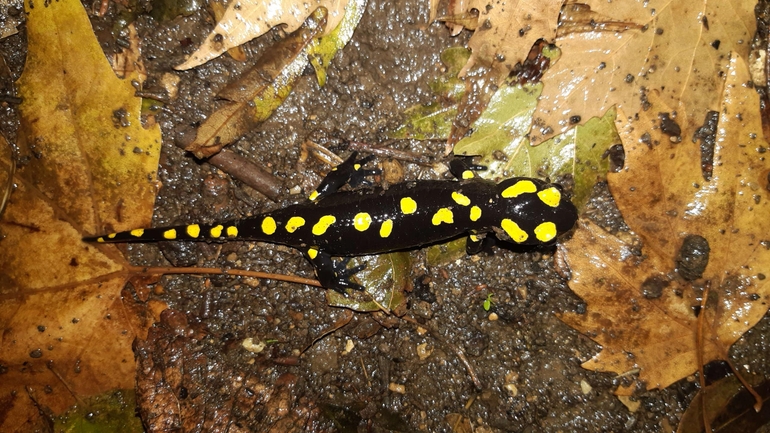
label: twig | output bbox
[400,315,483,389]
[301,309,354,354]
[125,265,322,287]
[0,133,16,220]
[347,141,434,166]
[207,149,284,201]
[696,281,710,432]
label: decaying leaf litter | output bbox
[0,0,769,431]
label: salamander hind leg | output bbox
[305,248,366,293]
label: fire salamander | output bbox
[84,153,578,293]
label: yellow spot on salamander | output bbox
[534,222,557,242]
[307,248,319,259]
[309,190,320,201]
[501,219,528,243]
[130,229,144,237]
[353,212,372,231]
[469,234,479,242]
[262,216,277,235]
[462,170,474,179]
[537,187,562,208]
[107,233,116,239]
[354,163,361,170]
[451,191,471,206]
[400,197,417,214]
[501,180,537,198]
[432,208,454,225]
[470,205,482,222]
[96,237,105,242]
[312,215,336,236]
[286,216,306,233]
[379,219,393,238]
[210,225,223,238]
[163,229,177,240]
[227,226,238,237]
[186,224,200,238]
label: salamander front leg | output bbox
[449,156,487,180]
[308,152,380,201]
[305,248,366,293]
[466,232,495,255]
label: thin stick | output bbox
[696,281,710,432]
[126,265,322,287]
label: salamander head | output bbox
[494,178,578,245]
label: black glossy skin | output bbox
[84,155,578,292]
[240,178,576,255]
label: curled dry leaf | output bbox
[0,0,163,428]
[185,0,366,158]
[176,0,350,70]
[560,55,770,393]
[533,0,756,144]
[185,8,327,158]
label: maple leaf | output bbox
[560,55,770,393]
[533,0,756,144]
[0,0,163,428]
[176,0,351,70]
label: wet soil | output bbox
[2,0,769,431]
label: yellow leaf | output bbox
[0,0,163,427]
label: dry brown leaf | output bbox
[533,0,755,144]
[184,8,326,158]
[437,0,561,151]
[0,0,163,428]
[443,0,562,79]
[110,24,147,81]
[560,55,770,392]
[176,0,349,70]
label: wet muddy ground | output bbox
[2,0,769,431]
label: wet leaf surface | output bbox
[678,374,770,433]
[442,0,561,80]
[185,8,327,158]
[534,0,756,144]
[561,56,770,392]
[326,252,411,313]
[177,0,352,69]
[53,389,143,433]
[0,0,162,428]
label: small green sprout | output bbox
[483,293,494,311]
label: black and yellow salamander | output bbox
[84,153,578,293]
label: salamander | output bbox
[84,153,579,292]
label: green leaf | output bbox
[55,390,142,433]
[455,80,618,208]
[389,47,469,140]
[453,82,542,176]
[390,102,458,140]
[426,237,467,267]
[326,252,410,312]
